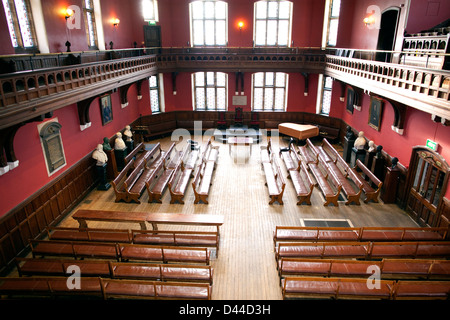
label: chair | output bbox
[234,107,243,127]
[249,111,260,130]
[217,111,227,130]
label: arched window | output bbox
[192,72,227,111]
[190,0,227,46]
[252,72,288,111]
[254,0,293,47]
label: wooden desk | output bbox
[72,209,225,233]
[278,123,319,140]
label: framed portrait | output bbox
[100,94,113,126]
[346,87,354,114]
[368,97,383,131]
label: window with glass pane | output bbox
[149,75,160,113]
[143,0,158,22]
[252,72,288,111]
[83,0,98,49]
[190,1,227,46]
[193,72,227,111]
[321,76,333,115]
[254,1,292,47]
[2,0,38,52]
[327,0,341,46]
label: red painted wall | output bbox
[0,82,150,217]
[406,0,450,34]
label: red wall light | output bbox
[237,21,244,30]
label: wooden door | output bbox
[405,147,449,227]
[144,25,161,48]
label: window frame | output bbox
[82,0,98,50]
[192,71,228,111]
[149,74,161,113]
[2,0,39,53]
[251,72,288,112]
[189,0,228,47]
[142,0,159,22]
[253,0,293,47]
[326,0,341,47]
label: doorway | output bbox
[375,8,400,63]
[144,25,161,48]
[405,146,449,227]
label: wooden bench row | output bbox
[273,226,449,245]
[261,146,286,205]
[280,144,314,205]
[29,239,211,265]
[275,241,450,261]
[47,227,220,254]
[277,257,450,281]
[168,140,200,204]
[281,276,450,300]
[15,257,214,284]
[0,276,212,300]
[111,142,175,203]
[191,139,219,204]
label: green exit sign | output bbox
[426,139,438,151]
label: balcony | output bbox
[0,46,449,132]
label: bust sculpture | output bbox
[368,141,376,153]
[114,132,126,150]
[102,137,112,151]
[92,144,108,166]
[345,126,356,140]
[123,125,133,142]
[391,157,399,169]
[354,131,366,150]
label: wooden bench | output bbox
[315,138,335,163]
[15,258,214,284]
[297,144,318,164]
[202,138,219,164]
[289,161,314,205]
[352,159,383,203]
[111,158,136,203]
[71,210,225,234]
[279,143,301,172]
[124,142,150,168]
[275,241,450,261]
[260,138,272,164]
[281,276,395,300]
[308,160,342,207]
[168,161,193,204]
[0,277,212,300]
[192,157,215,204]
[277,257,450,281]
[132,229,219,254]
[47,227,133,243]
[391,280,450,300]
[262,153,286,205]
[323,160,362,205]
[147,143,180,203]
[273,226,449,245]
[118,243,210,265]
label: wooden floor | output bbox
[54,133,418,300]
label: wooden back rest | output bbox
[336,154,350,173]
[124,159,146,190]
[300,161,314,188]
[322,138,338,159]
[273,156,286,189]
[356,159,382,187]
[124,142,144,164]
[168,162,182,189]
[347,165,364,189]
[306,138,319,158]
[323,161,341,189]
[113,158,135,189]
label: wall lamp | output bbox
[238,21,244,30]
[112,18,120,27]
[363,15,375,26]
[64,8,74,20]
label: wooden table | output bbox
[278,123,319,140]
[72,209,225,233]
[227,137,253,156]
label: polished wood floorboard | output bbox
[56,134,418,300]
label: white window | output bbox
[190,0,227,46]
[320,76,333,115]
[143,0,158,22]
[149,75,161,113]
[252,72,288,111]
[193,72,227,111]
[2,0,38,52]
[83,0,98,49]
[254,0,292,47]
[326,0,341,47]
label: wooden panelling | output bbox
[0,154,97,275]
